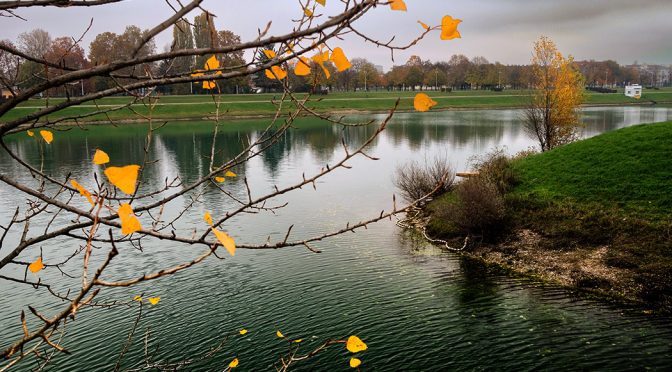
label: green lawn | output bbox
[3,88,671,124]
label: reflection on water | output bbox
[1,106,672,370]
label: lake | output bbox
[1,105,672,370]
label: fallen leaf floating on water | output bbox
[212,227,236,256]
[239,329,248,335]
[104,165,140,195]
[413,93,438,112]
[39,130,53,144]
[229,358,239,368]
[441,15,462,40]
[215,176,225,183]
[418,20,430,30]
[27,130,34,137]
[148,297,160,305]
[276,330,284,338]
[70,179,94,206]
[350,358,362,368]
[204,212,213,226]
[225,170,237,177]
[294,57,312,76]
[389,0,407,11]
[93,149,110,165]
[28,257,45,273]
[330,47,352,72]
[346,335,368,353]
[118,203,142,235]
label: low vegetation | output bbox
[394,155,455,202]
[425,121,672,310]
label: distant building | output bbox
[625,84,642,99]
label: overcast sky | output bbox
[2,0,671,69]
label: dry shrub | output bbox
[394,156,455,203]
[470,148,517,195]
[445,177,506,240]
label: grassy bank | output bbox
[2,88,672,123]
[426,121,672,311]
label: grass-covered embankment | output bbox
[427,121,672,310]
[2,88,671,124]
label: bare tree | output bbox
[0,0,450,369]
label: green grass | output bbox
[511,121,672,218]
[3,88,672,123]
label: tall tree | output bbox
[16,29,52,91]
[524,36,585,151]
[170,19,195,94]
[0,40,20,94]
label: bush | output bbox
[394,156,455,203]
[470,148,517,195]
[443,177,506,240]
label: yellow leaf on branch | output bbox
[418,20,430,30]
[27,130,34,137]
[104,165,140,195]
[93,149,110,165]
[276,330,284,338]
[414,93,438,112]
[330,47,351,72]
[118,203,142,235]
[228,358,239,368]
[346,335,368,353]
[441,15,462,40]
[70,179,94,206]
[28,257,45,273]
[212,227,236,256]
[215,176,225,183]
[389,0,407,11]
[39,130,53,144]
[265,66,287,80]
[225,170,237,177]
[304,7,313,17]
[294,57,312,76]
[315,0,325,5]
[204,212,213,226]
[263,50,277,59]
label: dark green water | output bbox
[1,106,672,371]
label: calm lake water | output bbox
[1,106,672,371]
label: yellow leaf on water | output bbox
[239,329,248,335]
[389,0,407,11]
[413,93,438,112]
[276,330,284,338]
[105,165,140,195]
[330,47,351,72]
[350,358,362,368]
[346,335,367,353]
[27,130,34,137]
[133,295,143,302]
[70,179,94,206]
[225,170,237,177]
[204,212,213,226]
[265,66,287,80]
[294,57,312,76]
[215,176,225,183]
[28,257,45,273]
[148,297,160,305]
[39,130,53,144]
[441,15,462,40]
[118,203,141,235]
[315,0,325,5]
[229,358,239,368]
[93,149,110,165]
[212,227,236,256]
[418,20,430,30]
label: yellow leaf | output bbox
[229,358,239,368]
[204,212,213,226]
[205,55,220,70]
[133,295,143,302]
[28,257,45,273]
[265,66,287,80]
[276,330,284,338]
[413,93,438,112]
[312,51,331,79]
[203,80,217,90]
[118,203,141,235]
[191,71,204,77]
[350,358,362,368]
[294,57,311,76]
[263,49,277,59]
[27,130,34,137]
[225,170,237,177]
[389,0,407,11]
[239,329,248,335]
[441,15,462,40]
[315,0,325,5]
[39,130,53,144]
[215,176,225,183]
[212,227,236,256]
[294,339,303,343]
[93,149,110,165]
[70,179,94,206]
[304,7,313,17]
[105,165,140,195]
[148,297,160,305]
[418,20,430,30]
[346,335,367,353]
[330,47,351,72]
